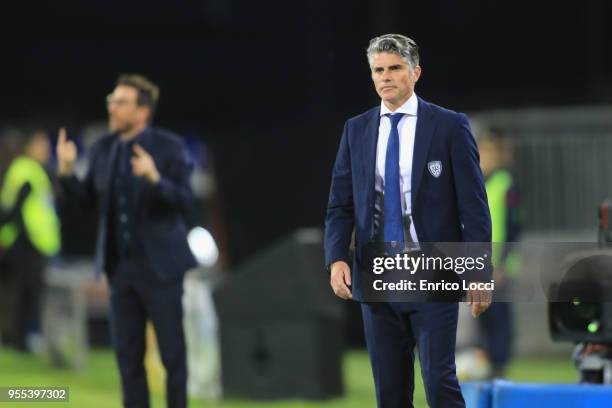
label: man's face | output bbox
[27,132,51,165]
[371,52,421,110]
[106,85,149,133]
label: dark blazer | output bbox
[324,96,492,300]
[60,127,196,282]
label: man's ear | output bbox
[139,105,152,123]
[413,65,422,82]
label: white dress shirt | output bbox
[375,92,419,243]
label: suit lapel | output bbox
[95,137,119,278]
[363,107,381,203]
[132,128,153,205]
[411,97,436,209]
[362,107,381,238]
[102,137,120,216]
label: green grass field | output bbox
[0,347,577,407]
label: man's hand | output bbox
[57,127,77,176]
[330,261,352,300]
[492,267,506,286]
[466,286,492,317]
[131,144,160,184]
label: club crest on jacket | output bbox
[428,161,442,178]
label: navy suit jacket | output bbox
[324,97,492,300]
[60,128,196,282]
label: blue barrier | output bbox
[492,380,612,408]
[461,381,492,408]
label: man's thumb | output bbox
[58,127,67,145]
[344,269,351,286]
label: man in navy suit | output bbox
[57,74,196,408]
[324,35,492,407]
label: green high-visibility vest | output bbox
[485,169,521,275]
[0,156,61,256]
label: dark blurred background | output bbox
[2,0,612,266]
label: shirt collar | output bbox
[118,126,150,145]
[380,92,418,117]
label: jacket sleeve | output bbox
[450,113,492,281]
[58,142,99,209]
[324,121,355,268]
[149,139,194,214]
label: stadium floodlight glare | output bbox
[187,226,219,267]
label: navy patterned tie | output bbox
[384,113,405,245]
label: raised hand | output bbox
[131,144,160,184]
[57,127,77,176]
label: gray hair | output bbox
[367,34,420,69]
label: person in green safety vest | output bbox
[0,129,60,352]
[475,129,522,378]
[0,180,32,341]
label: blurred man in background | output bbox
[476,130,521,378]
[57,74,196,408]
[0,129,61,353]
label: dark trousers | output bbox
[361,302,465,408]
[108,257,187,408]
[477,301,513,373]
[0,236,44,350]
